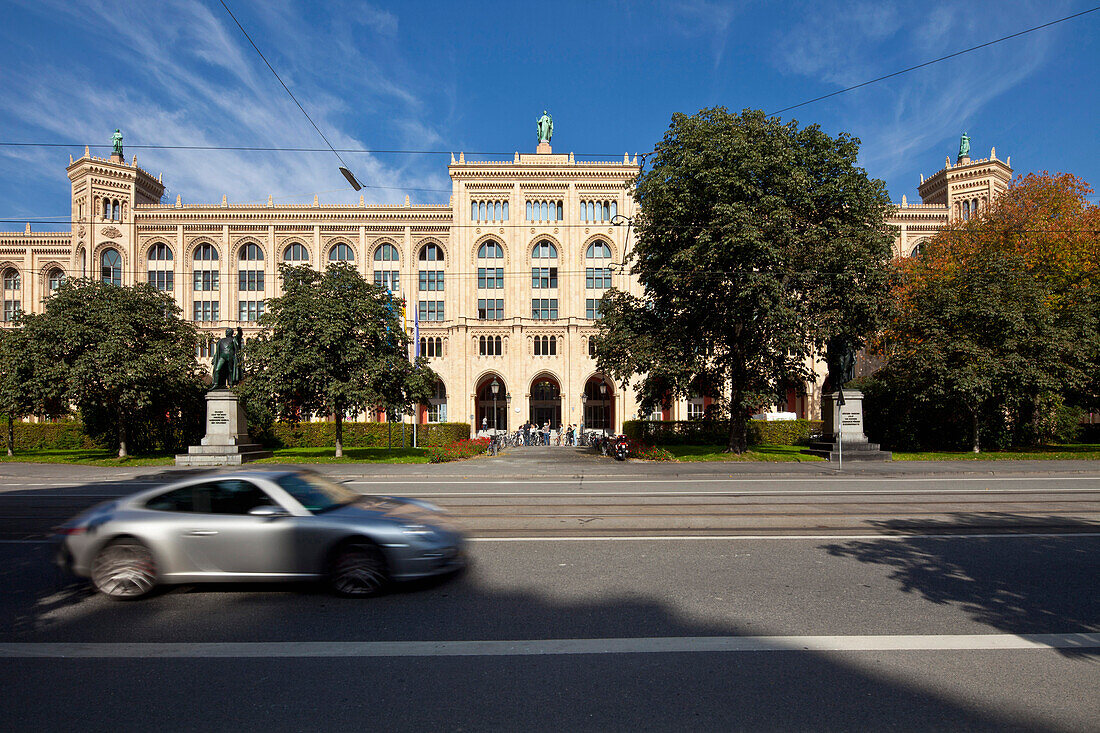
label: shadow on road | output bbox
[822,513,1100,657]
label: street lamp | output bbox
[599,381,609,431]
[581,392,588,432]
[505,392,511,432]
[490,378,500,433]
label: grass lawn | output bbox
[255,446,432,464]
[663,444,824,462]
[0,449,175,466]
[893,443,1100,461]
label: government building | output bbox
[0,128,1011,433]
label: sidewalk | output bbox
[0,446,1096,483]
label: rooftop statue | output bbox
[958,132,970,159]
[112,129,124,158]
[211,327,243,389]
[537,110,553,144]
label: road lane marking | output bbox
[1,633,1096,658]
[346,477,1100,485]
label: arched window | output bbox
[239,243,264,262]
[477,240,503,259]
[962,200,971,221]
[79,248,87,277]
[193,243,219,292]
[532,240,558,259]
[329,243,354,262]
[3,268,20,291]
[238,243,264,292]
[101,198,109,219]
[100,249,122,286]
[374,243,400,262]
[586,240,612,259]
[48,268,65,292]
[148,243,173,261]
[112,200,120,221]
[419,243,444,262]
[194,243,219,262]
[147,243,174,292]
[533,335,557,356]
[478,335,503,356]
[283,243,309,262]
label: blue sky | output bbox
[1,0,1097,229]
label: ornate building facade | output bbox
[0,132,1011,432]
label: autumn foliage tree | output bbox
[879,172,1099,451]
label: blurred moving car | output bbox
[55,469,464,600]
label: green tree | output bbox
[596,108,896,452]
[881,172,1099,451]
[242,263,437,457]
[22,279,204,457]
[0,327,67,456]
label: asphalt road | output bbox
[0,451,1097,731]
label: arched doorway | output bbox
[529,376,561,429]
[583,376,614,431]
[475,375,508,432]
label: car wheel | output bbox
[329,541,389,597]
[90,538,158,600]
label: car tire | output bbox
[328,541,389,597]
[90,537,158,600]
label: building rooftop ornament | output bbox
[111,129,124,162]
[537,110,554,144]
[957,132,971,163]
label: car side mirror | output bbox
[249,505,289,517]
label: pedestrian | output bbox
[542,422,550,446]
[481,416,488,434]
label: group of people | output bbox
[481,417,587,446]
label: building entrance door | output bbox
[529,378,561,429]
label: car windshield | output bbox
[274,472,360,513]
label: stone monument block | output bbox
[175,389,271,466]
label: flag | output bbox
[413,300,420,359]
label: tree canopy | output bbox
[241,263,437,457]
[22,279,204,457]
[595,107,896,451]
[877,172,1099,451]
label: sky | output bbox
[1,0,1098,231]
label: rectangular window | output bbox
[2,300,20,322]
[193,270,219,291]
[374,270,399,292]
[238,300,265,323]
[237,271,264,291]
[687,400,705,420]
[418,270,444,291]
[477,299,504,320]
[477,267,504,289]
[586,298,603,320]
[148,270,174,292]
[586,267,611,290]
[193,301,220,322]
[531,298,558,319]
[531,267,558,289]
[418,300,444,322]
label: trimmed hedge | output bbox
[622,419,823,447]
[8,421,96,450]
[258,421,471,449]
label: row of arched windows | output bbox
[533,335,558,356]
[526,200,564,222]
[99,197,123,222]
[419,336,443,358]
[471,200,508,222]
[478,335,503,356]
[580,200,618,223]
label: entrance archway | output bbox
[529,375,561,429]
[583,376,614,431]
[475,375,508,432]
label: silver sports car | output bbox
[55,469,464,599]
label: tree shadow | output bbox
[822,513,1100,657]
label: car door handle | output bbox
[184,529,218,536]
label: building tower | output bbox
[66,129,164,284]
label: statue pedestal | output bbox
[804,389,892,462]
[536,141,552,154]
[175,389,272,466]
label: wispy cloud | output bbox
[773,0,1071,190]
[667,0,741,69]
[0,0,449,208]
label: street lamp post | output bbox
[490,378,500,433]
[505,392,511,433]
[609,214,634,272]
[581,392,588,434]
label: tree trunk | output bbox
[334,409,344,459]
[725,370,748,454]
[970,408,980,453]
[6,415,13,457]
[118,416,128,459]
